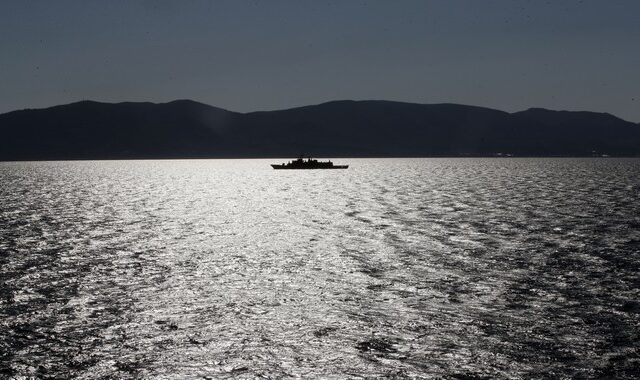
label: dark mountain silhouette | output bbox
[1,99,638,160]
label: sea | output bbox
[1,158,639,379]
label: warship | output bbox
[271,157,348,170]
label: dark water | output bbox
[1,158,639,379]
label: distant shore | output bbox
[1,99,639,161]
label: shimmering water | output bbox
[1,158,639,379]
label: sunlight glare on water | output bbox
[1,158,639,379]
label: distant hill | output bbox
[1,99,638,160]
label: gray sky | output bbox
[1,0,639,121]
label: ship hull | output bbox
[271,164,348,169]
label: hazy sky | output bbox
[1,0,639,121]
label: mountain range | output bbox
[1,99,639,160]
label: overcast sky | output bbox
[1,0,638,121]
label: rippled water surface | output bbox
[1,158,639,379]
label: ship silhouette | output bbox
[271,156,348,170]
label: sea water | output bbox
[1,158,639,378]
